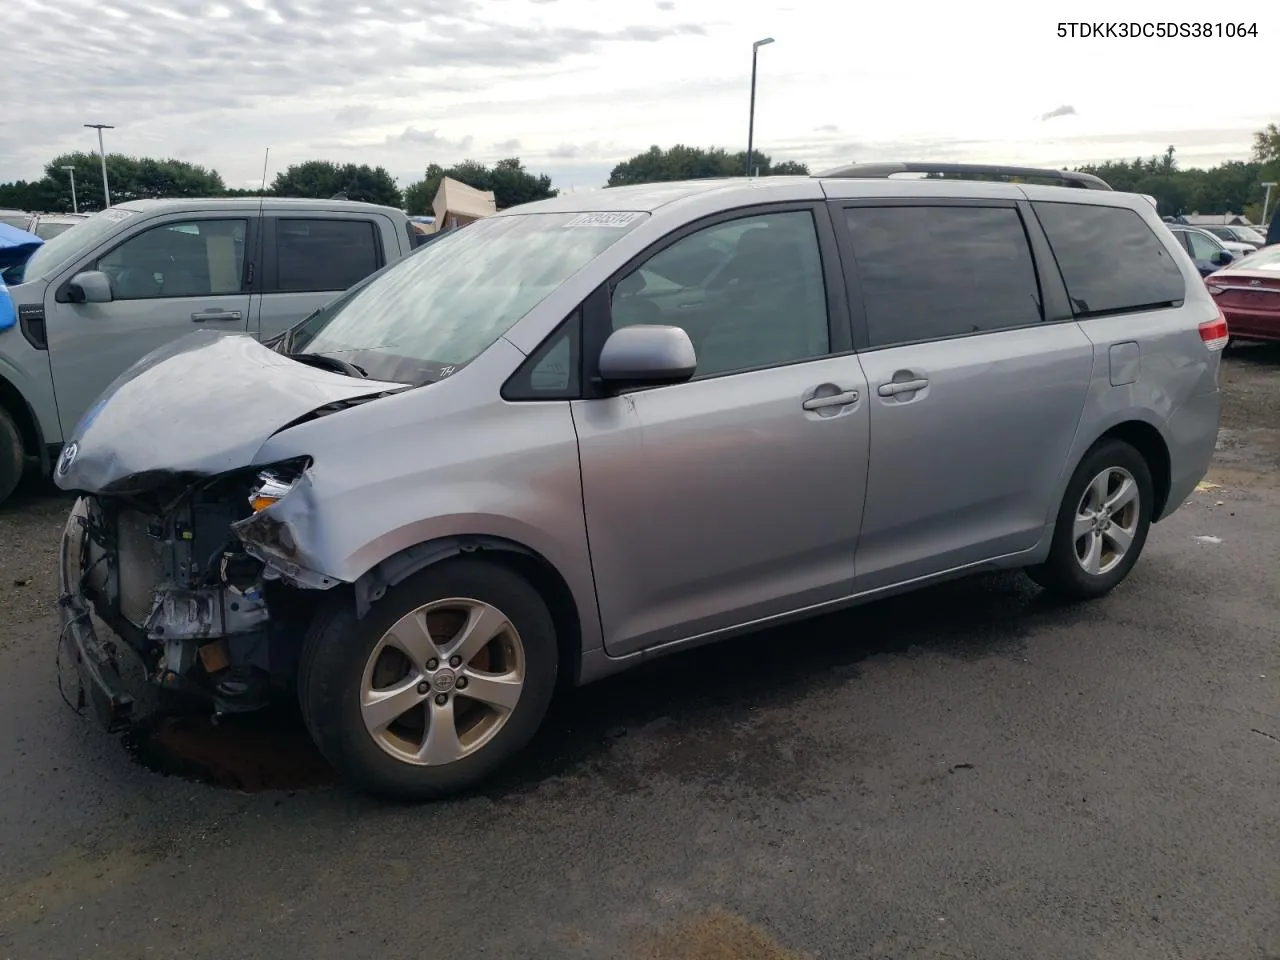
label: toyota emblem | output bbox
[57,442,79,475]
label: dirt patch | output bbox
[1221,341,1280,433]
[0,480,74,630]
[1212,344,1280,488]
[639,909,806,960]
[123,706,336,793]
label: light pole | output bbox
[61,165,78,214]
[1262,181,1277,228]
[746,37,774,177]
[84,123,114,208]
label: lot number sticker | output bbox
[563,212,641,228]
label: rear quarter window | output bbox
[1032,201,1185,317]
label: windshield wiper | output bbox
[271,307,325,355]
[286,352,368,379]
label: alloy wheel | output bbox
[1073,466,1141,577]
[359,597,526,766]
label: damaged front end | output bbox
[58,458,331,728]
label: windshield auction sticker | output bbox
[563,212,641,228]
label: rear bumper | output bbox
[1158,389,1222,521]
[57,497,136,731]
[1220,305,1280,342]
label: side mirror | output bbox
[67,270,113,304]
[1211,250,1234,266]
[598,325,696,391]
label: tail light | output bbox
[1199,307,1229,351]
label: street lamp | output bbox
[1262,181,1277,229]
[746,37,775,177]
[61,165,78,214]
[84,123,114,208]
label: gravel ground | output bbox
[0,346,1277,960]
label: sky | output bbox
[4,0,1277,193]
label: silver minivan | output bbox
[55,164,1225,800]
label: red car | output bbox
[1207,245,1280,343]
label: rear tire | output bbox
[0,407,25,506]
[298,558,558,801]
[1027,439,1153,601]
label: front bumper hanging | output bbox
[56,498,136,731]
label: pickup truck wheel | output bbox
[298,558,558,801]
[1027,438,1153,600]
[0,408,25,506]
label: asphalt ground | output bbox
[1,344,1277,960]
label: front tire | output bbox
[298,558,559,801]
[1027,438,1154,600]
[0,407,25,506]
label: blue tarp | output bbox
[0,223,41,332]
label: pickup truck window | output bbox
[96,219,248,300]
[276,218,380,293]
[14,206,136,284]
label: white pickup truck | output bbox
[0,196,422,503]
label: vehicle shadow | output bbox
[0,469,73,516]
[122,569,1093,799]
[1225,340,1280,365]
[481,570,1094,801]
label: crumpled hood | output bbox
[54,330,409,494]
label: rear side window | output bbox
[1032,202,1185,317]
[843,205,1043,348]
[275,218,381,293]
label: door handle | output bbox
[802,390,859,411]
[877,378,929,397]
[191,310,242,322]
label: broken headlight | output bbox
[247,459,310,513]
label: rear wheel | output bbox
[1027,439,1153,600]
[298,558,558,800]
[0,407,25,506]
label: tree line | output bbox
[1074,124,1280,222]
[2,127,1276,221]
[0,145,806,216]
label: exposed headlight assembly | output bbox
[247,458,311,513]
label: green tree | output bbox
[607,145,808,186]
[271,161,403,207]
[401,158,556,215]
[1076,144,1270,218]
[1252,123,1280,165]
[0,153,227,213]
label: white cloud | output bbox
[4,0,1276,192]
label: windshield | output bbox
[16,207,137,284]
[289,210,646,384]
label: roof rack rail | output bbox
[814,162,1112,191]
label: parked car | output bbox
[1166,224,1240,276]
[1206,243,1280,343]
[54,162,1224,800]
[0,222,43,276]
[28,212,89,240]
[1196,223,1266,252]
[0,196,420,504]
